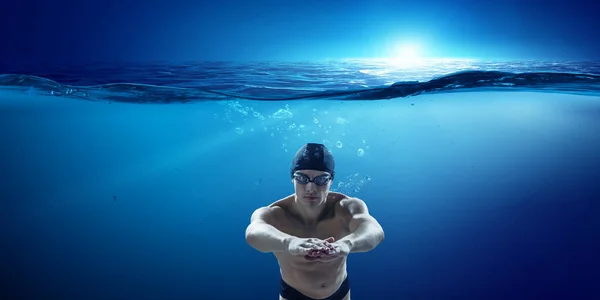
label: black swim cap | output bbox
[290,143,335,179]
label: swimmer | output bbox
[245,143,385,300]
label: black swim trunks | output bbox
[280,276,350,300]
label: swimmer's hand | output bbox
[287,237,337,257]
[304,237,350,262]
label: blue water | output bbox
[1,59,599,300]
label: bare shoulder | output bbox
[326,191,350,203]
[268,194,295,210]
[324,192,367,219]
[337,195,370,215]
[250,195,294,224]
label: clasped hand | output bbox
[287,237,350,262]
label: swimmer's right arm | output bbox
[245,206,294,253]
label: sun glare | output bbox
[390,44,422,67]
[398,45,418,59]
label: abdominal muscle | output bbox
[276,252,348,299]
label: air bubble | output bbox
[357,149,365,157]
[336,141,343,148]
[273,108,293,119]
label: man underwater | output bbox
[245,143,385,300]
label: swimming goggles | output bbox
[293,172,332,186]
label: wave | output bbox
[1,63,600,103]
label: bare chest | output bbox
[277,217,350,241]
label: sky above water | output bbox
[1,0,599,65]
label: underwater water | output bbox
[1,60,600,300]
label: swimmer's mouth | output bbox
[305,196,318,200]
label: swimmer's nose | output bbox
[304,183,317,191]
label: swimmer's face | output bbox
[292,169,332,205]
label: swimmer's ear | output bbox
[325,237,335,243]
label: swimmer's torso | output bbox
[271,194,351,299]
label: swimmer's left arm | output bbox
[337,197,385,253]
